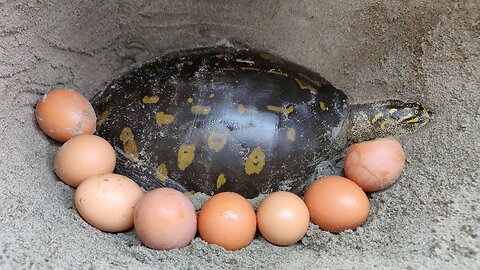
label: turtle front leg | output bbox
[314,155,344,179]
[290,155,344,196]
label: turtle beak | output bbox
[419,106,434,125]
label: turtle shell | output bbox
[92,47,349,198]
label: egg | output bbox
[198,192,256,250]
[54,134,116,187]
[74,173,144,232]
[35,88,96,142]
[133,188,197,250]
[344,137,405,192]
[304,176,370,233]
[256,191,310,246]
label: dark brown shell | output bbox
[92,47,349,198]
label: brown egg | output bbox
[74,173,144,232]
[35,88,96,142]
[304,176,370,233]
[198,192,256,250]
[133,188,197,250]
[257,191,310,246]
[344,137,405,192]
[54,134,116,187]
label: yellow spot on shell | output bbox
[238,104,246,114]
[287,128,296,141]
[298,73,322,87]
[267,105,282,113]
[96,110,110,129]
[267,69,289,77]
[120,127,140,160]
[178,144,195,171]
[245,147,266,175]
[371,112,384,124]
[142,96,160,104]
[98,95,111,104]
[294,78,318,94]
[260,53,272,60]
[191,105,211,115]
[238,104,258,114]
[216,174,227,190]
[156,112,175,125]
[157,164,168,182]
[284,106,294,116]
[209,93,215,98]
[260,53,283,63]
[389,108,398,114]
[208,131,228,152]
[187,97,193,103]
[267,105,294,117]
[319,102,328,111]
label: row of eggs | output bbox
[35,88,405,250]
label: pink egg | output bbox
[35,88,96,142]
[74,174,143,233]
[343,137,405,192]
[133,188,197,250]
[198,192,256,251]
[257,191,309,246]
[304,176,370,233]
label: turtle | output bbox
[91,46,433,199]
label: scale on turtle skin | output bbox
[92,47,433,198]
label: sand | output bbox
[0,1,478,269]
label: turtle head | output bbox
[371,100,433,132]
[349,99,433,142]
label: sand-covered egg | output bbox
[304,176,370,233]
[344,137,405,192]
[35,88,96,142]
[74,173,144,232]
[133,188,197,250]
[256,191,309,246]
[198,192,256,250]
[54,134,116,187]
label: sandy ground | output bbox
[0,1,479,269]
